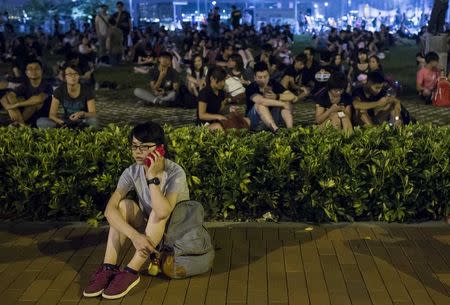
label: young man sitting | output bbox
[197,66,249,131]
[315,72,353,132]
[353,71,403,127]
[83,121,190,299]
[0,59,52,126]
[134,52,179,106]
[280,53,310,102]
[245,61,295,132]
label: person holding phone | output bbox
[315,72,353,132]
[83,121,190,299]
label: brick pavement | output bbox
[94,89,450,128]
[0,222,449,305]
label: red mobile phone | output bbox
[144,145,166,167]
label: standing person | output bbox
[428,0,449,34]
[207,7,220,45]
[230,5,242,29]
[112,1,131,48]
[82,121,190,299]
[106,18,124,66]
[95,4,110,64]
[0,59,52,126]
[37,64,98,129]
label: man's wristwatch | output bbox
[147,177,160,186]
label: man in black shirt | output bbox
[230,5,242,29]
[245,61,294,132]
[197,66,227,129]
[311,50,337,97]
[353,71,403,127]
[0,59,52,126]
[112,1,131,47]
[253,43,277,74]
[280,53,310,101]
[302,47,319,86]
[134,52,179,106]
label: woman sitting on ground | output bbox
[37,64,98,129]
[186,54,208,97]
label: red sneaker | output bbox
[83,265,118,297]
[101,270,140,299]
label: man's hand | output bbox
[159,66,168,77]
[330,104,346,113]
[145,149,165,179]
[69,111,85,121]
[264,90,277,100]
[131,232,157,257]
[4,103,19,110]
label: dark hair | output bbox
[116,1,124,6]
[304,46,315,56]
[357,48,369,55]
[189,54,206,78]
[221,44,233,52]
[231,5,236,9]
[367,71,385,84]
[261,43,273,52]
[425,51,439,63]
[62,63,82,77]
[229,53,244,71]
[294,53,307,64]
[129,121,167,148]
[369,55,382,70]
[207,66,227,86]
[327,72,347,91]
[320,50,332,63]
[100,4,108,9]
[65,51,80,62]
[159,51,172,60]
[108,17,117,26]
[26,58,43,69]
[253,61,269,74]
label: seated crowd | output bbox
[1,3,428,132]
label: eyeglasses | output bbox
[131,143,157,152]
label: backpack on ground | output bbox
[433,77,450,107]
[159,200,214,279]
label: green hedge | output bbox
[0,124,449,225]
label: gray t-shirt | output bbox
[116,159,190,217]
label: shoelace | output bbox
[88,267,110,285]
[107,271,134,289]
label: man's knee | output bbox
[118,199,140,223]
[254,103,269,114]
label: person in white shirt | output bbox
[95,4,110,62]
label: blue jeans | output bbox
[36,117,99,129]
[246,106,282,131]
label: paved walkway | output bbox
[0,222,449,305]
[94,90,450,128]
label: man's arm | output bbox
[353,96,389,110]
[14,93,47,107]
[48,96,65,125]
[252,93,286,108]
[198,101,226,121]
